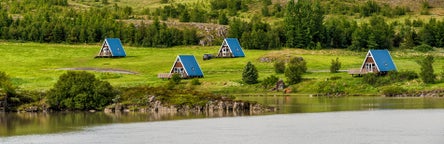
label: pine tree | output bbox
[330,57,341,73]
[284,0,324,48]
[417,55,436,84]
[242,62,259,84]
[218,12,229,25]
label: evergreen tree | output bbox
[330,57,341,73]
[284,0,324,48]
[242,62,259,84]
[285,57,307,85]
[417,55,436,84]
[218,12,229,25]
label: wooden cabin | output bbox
[217,38,245,58]
[350,49,397,76]
[96,38,126,58]
[158,55,204,79]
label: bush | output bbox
[363,71,418,86]
[171,73,182,84]
[242,62,259,84]
[285,57,306,85]
[413,44,433,52]
[330,57,341,73]
[316,80,346,96]
[190,78,201,85]
[47,71,117,110]
[262,75,279,89]
[274,60,285,74]
[381,86,407,97]
[417,55,436,84]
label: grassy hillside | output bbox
[2,42,444,95]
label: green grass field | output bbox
[1,42,444,95]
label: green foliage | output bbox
[160,0,169,4]
[399,26,419,49]
[190,78,201,85]
[324,17,356,48]
[414,44,433,52]
[0,71,15,96]
[360,0,380,17]
[285,57,306,85]
[261,75,279,89]
[218,12,229,25]
[229,17,282,50]
[46,71,117,110]
[417,55,436,84]
[285,0,324,48]
[330,57,341,73]
[381,86,407,97]
[363,71,418,86]
[349,16,394,51]
[316,79,346,96]
[0,2,200,47]
[420,0,430,15]
[242,62,259,84]
[274,60,285,74]
[170,73,182,84]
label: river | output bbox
[1,96,444,144]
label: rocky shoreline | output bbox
[384,89,444,97]
[104,96,276,114]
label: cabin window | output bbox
[365,63,374,72]
[174,67,184,73]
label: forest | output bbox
[0,0,443,51]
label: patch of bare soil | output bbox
[57,68,138,74]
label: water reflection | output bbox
[236,95,444,113]
[2,96,444,137]
[0,110,254,137]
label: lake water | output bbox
[1,96,444,144]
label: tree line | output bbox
[1,0,444,50]
[0,0,200,47]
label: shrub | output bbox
[413,44,433,52]
[417,55,436,84]
[274,60,285,74]
[262,75,279,89]
[47,71,117,110]
[242,62,259,84]
[285,57,306,85]
[190,78,201,85]
[316,80,346,96]
[330,57,341,73]
[381,86,407,97]
[171,73,182,84]
[362,73,380,86]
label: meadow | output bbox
[1,41,444,95]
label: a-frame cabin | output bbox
[217,38,245,58]
[360,49,397,74]
[168,55,204,78]
[96,38,126,58]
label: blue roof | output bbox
[225,38,245,57]
[369,50,397,71]
[178,55,204,77]
[105,38,126,57]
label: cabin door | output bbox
[174,67,185,77]
[221,46,229,57]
